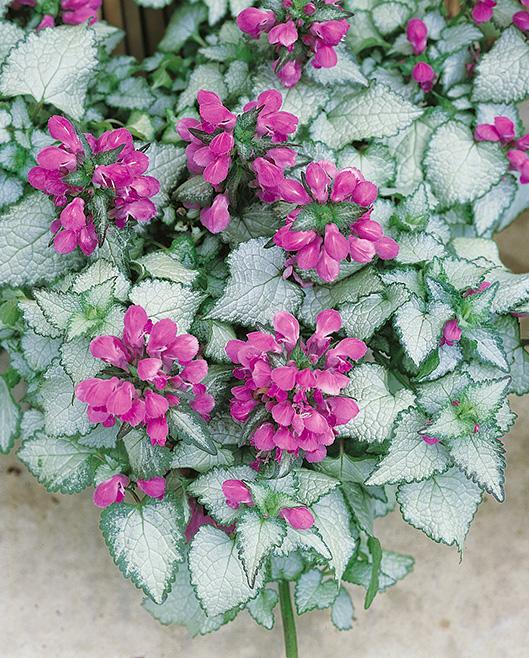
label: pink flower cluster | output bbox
[177,89,298,233]
[222,479,315,529]
[268,161,398,282]
[226,309,366,463]
[474,115,529,184]
[92,474,165,509]
[28,116,160,255]
[237,2,350,87]
[41,0,101,28]
[13,0,102,29]
[75,305,214,446]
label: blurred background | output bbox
[1,5,529,658]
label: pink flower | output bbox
[471,0,496,23]
[137,477,166,500]
[93,474,129,508]
[52,198,97,256]
[36,14,55,30]
[272,162,397,282]
[200,194,230,233]
[236,7,276,38]
[517,133,529,150]
[513,10,529,31]
[474,116,515,143]
[178,89,299,231]
[197,90,237,131]
[406,17,428,55]
[422,435,440,446]
[462,281,491,297]
[412,62,435,92]
[312,45,338,68]
[374,235,400,260]
[276,59,303,87]
[308,19,349,68]
[243,90,298,142]
[28,117,159,252]
[440,319,462,347]
[192,132,234,186]
[48,115,84,154]
[76,305,213,446]
[226,310,364,462]
[268,20,298,48]
[507,149,529,184]
[310,19,349,46]
[280,506,314,529]
[222,479,253,509]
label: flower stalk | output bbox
[278,581,298,658]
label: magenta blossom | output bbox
[61,0,101,25]
[269,161,398,282]
[50,197,97,256]
[93,474,129,508]
[474,116,516,144]
[276,59,303,88]
[475,115,529,184]
[177,89,298,233]
[406,18,428,55]
[236,7,276,38]
[226,309,366,463]
[280,506,315,529]
[513,9,529,31]
[75,305,214,447]
[462,281,491,297]
[237,1,350,87]
[440,319,462,347]
[137,477,166,500]
[200,193,230,233]
[507,150,529,184]
[222,480,254,509]
[12,0,101,27]
[243,90,299,143]
[421,435,440,446]
[472,0,496,23]
[28,116,160,254]
[36,14,55,29]
[412,62,436,92]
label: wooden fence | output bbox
[101,0,176,59]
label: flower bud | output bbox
[222,480,253,509]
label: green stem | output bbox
[278,581,298,658]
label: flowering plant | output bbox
[1,0,529,655]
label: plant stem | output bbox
[278,581,298,658]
